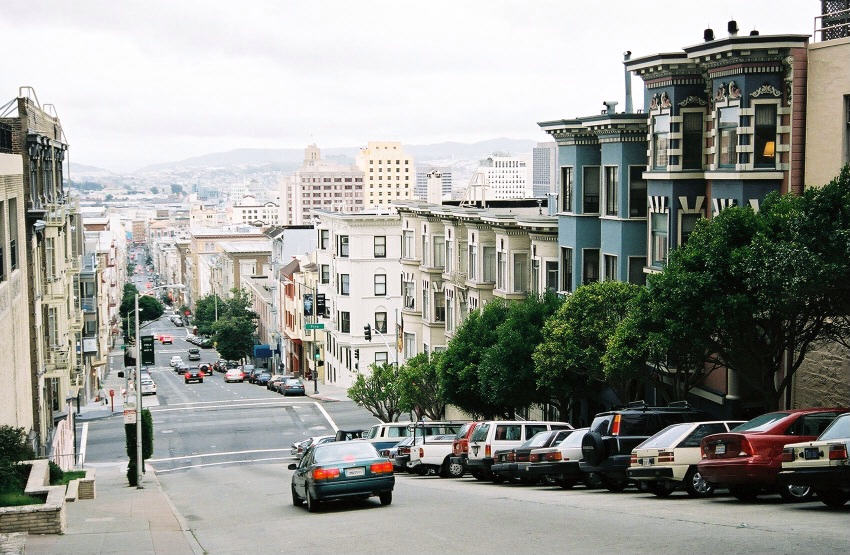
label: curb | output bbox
[147,468,205,555]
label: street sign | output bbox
[123,401,137,424]
[140,335,156,365]
[305,323,325,330]
[316,294,326,315]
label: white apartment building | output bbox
[232,195,280,226]
[355,141,414,208]
[415,167,453,201]
[190,200,228,231]
[281,145,364,225]
[314,210,402,388]
[396,200,558,358]
[471,154,533,200]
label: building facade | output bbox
[232,195,280,226]
[281,145,364,225]
[415,167,453,201]
[471,154,532,200]
[532,142,557,198]
[355,141,414,207]
[314,210,402,388]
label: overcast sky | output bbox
[0,1,818,172]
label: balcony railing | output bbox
[815,5,850,41]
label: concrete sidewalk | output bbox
[24,463,200,555]
[305,379,352,402]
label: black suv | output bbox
[580,402,710,492]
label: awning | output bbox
[253,344,273,358]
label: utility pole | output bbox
[134,293,143,489]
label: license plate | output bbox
[804,447,820,460]
[715,443,726,455]
[345,467,365,477]
[642,458,653,467]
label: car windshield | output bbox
[731,412,791,433]
[589,416,612,434]
[819,414,850,440]
[285,379,301,385]
[523,431,555,448]
[314,442,378,463]
[637,423,692,449]
[470,423,490,442]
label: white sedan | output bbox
[170,356,182,367]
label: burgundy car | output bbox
[698,408,849,501]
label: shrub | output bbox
[48,461,64,484]
[0,425,34,465]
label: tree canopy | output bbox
[207,289,258,360]
[347,362,403,422]
[398,353,445,420]
[119,283,164,340]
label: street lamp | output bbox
[134,283,185,489]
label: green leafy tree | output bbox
[212,317,256,361]
[347,363,403,422]
[398,353,445,420]
[533,281,639,418]
[193,294,224,336]
[478,293,562,417]
[437,300,510,418]
[119,284,164,340]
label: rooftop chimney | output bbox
[749,29,759,36]
[603,100,618,115]
[623,50,633,113]
[704,27,715,41]
[728,19,739,36]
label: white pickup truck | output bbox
[406,434,464,477]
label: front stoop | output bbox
[0,460,66,535]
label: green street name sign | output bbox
[305,323,325,330]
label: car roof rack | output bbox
[626,400,648,409]
[667,400,690,408]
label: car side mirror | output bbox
[287,463,297,470]
[117,371,124,378]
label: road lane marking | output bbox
[314,402,339,432]
[79,422,88,465]
[149,448,292,463]
[162,397,282,407]
[152,456,291,473]
[150,401,315,413]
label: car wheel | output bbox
[520,476,539,486]
[601,475,628,493]
[779,483,814,502]
[199,379,203,383]
[306,490,320,512]
[816,489,850,508]
[559,479,578,490]
[650,481,675,498]
[684,467,714,498]
[444,459,464,478]
[379,491,392,506]
[470,469,486,481]
[584,472,604,489]
[491,473,505,484]
[291,485,303,506]
[729,486,759,501]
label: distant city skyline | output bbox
[0,1,817,171]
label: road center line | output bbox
[149,448,292,463]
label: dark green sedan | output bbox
[289,441,395,512]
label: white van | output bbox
[466,420,573,480]
[364,421,463,452]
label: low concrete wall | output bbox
[0,460,66,535]
[78,468,96,500]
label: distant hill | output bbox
[70,162,113,175]
[132,138,538,173]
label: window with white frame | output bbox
[629,166,647,218]
[445,238,453,272]
[468,244,476,280]
[717,106,739,167]
[603,254,618,281]
[375,351,388,364]
[433,235,445,268]
[651,212,668,266]
[682,112,704,170]
[434,292,445,322]
[374,235,386,258]
[8,198,17,272]
[404,332,416,358]
[561,247,573,292]
[753,104,777,168]
[653,114,670,169]
[545,261,558,292]
[561,167,573,212]
[403,278,415,309]
[320,264,329,284]
[583,166,600,213]
[374,274,386,296]
[339,274,350,296]
[483,246,495,282]
[680,213,702,246]
[446,295,454,332]
[496,251,506,289]
[513,253,528,293]
[402,230,413,258]
[320,229,329,249]
[422,282,430,320]
[45,237,55,281]
[422,235,430,266]
[338,235,349,257]
[583,249,599,284]
[338,310,350,333]
[604,166,618,216]
[375,311,387,333]
[531,258,540,294]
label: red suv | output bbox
[698,408,849,501]
[449,422,479,472]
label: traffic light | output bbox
[354,348,360,360]
[363,323,372,342]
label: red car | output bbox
[448,422,480,472]
[698,408,849,501]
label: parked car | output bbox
[449,422,480,474]
[280,378,306,396]
[628,420,744,497]
[199,337,213,348]
[169,356,182,367]
[291,435,336,460]
[187,348,201,361]
[699,408,849,502]
[243,364,256,378]
[224,368,245,383]
[492,429,574,484]
[289,441,395,512]
[176,363,189,375]
[184,366,205,383]
[254,372,272,386]
[778,412,850,508]
[467,420,572,481]
[405,422,466,477]
[580,402,711,492]
[382,436,416,473]
[140,377,157,396]
[521,428,593,489]
[267,375,287,391]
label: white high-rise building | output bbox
[355,141,414,207]
[280,145,364,225]
[532,142,557,198]
[472,154,532,200]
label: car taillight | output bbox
[630,453,638,465]
[544,452,562,462]
[781,447,794,462]
[199,371,204,378]
[370,461,393,474]
[485,444,491,458]
[738,438,753,457]
[529,454,539,462]
[419,448,424,458]
[312,467,340,480]
[829,444,848,460]
[611,414,621,436]
[658,450,674,463]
